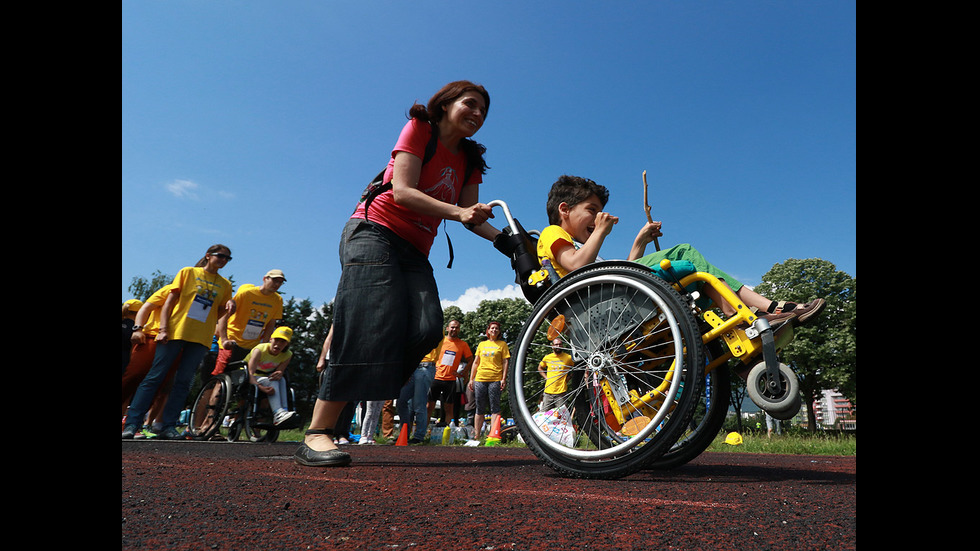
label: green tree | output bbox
[127,270,174,301]
[752,258,856,431]
[126,270,237,302]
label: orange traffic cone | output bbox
[395,423,409,446]
[485,415,502,447]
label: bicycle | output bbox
[187,360,300,442]
[488,200,802,479]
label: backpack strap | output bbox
[361,121,441,212]
[359,120,474,269]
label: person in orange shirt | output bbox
[427,319,473,425]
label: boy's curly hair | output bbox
[545,175,610,225]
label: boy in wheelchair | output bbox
[534,175,825,326]
[245,325,298,427]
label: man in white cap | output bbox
[212,269,287,376]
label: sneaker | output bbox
[273,410,297,426]
[408,437,424,445]
[140,428,159,439]
[336,437,350,445]
[358,436,375,445]
[157,427,184,440]
[121,426,138,439]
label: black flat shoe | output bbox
[294,442,351,467]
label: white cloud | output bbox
[164,179,235,201]
[165,179,200,200]
[441,284,525,312]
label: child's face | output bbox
[560,194,605,243]
[270,338,288,354]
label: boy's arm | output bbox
[627,221,663,261]
[553,212,618,273]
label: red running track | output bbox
[122,440,855,550]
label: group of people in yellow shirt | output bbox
[122,243,297,439]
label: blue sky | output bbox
[122,1,856,313]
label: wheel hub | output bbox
[588,352,612,372]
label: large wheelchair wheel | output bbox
[648,359,730,470]
[244,388,280,443]
[189,375,231,440]
[509,262,704,479]
[216,371,249,442]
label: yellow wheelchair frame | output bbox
[489,200,801,479]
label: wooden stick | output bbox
[642,170,661,251]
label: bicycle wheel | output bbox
[509,262,704,479]
[188,375,231,440]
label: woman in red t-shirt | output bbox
[295,81,503,468]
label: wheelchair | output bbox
[188,360,300,442]
[488,200,801,479]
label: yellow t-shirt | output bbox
[536,225,576,278]
[421,341,440,363]
[141,283,177,336]
[226,283,284,349]
[167,266,232,347]
[246,342,293,376]
[539,352,574,394]
[474,339,510,382]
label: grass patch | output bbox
[707,430,856,456]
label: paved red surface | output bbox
[122,440,855,550]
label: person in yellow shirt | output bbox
[468,321,509,442]
[123,245,233,440]
[246,326,297,426]
[121,284,179,421]
[122,299,143,373]
[537,338,575,412]
[213,269,286,375]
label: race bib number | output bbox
[187,294,214,322]
[242,319,264,341]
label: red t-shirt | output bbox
[350,118,482,255]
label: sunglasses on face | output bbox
[210,253,232,261]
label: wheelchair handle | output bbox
[486,199,521,236]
